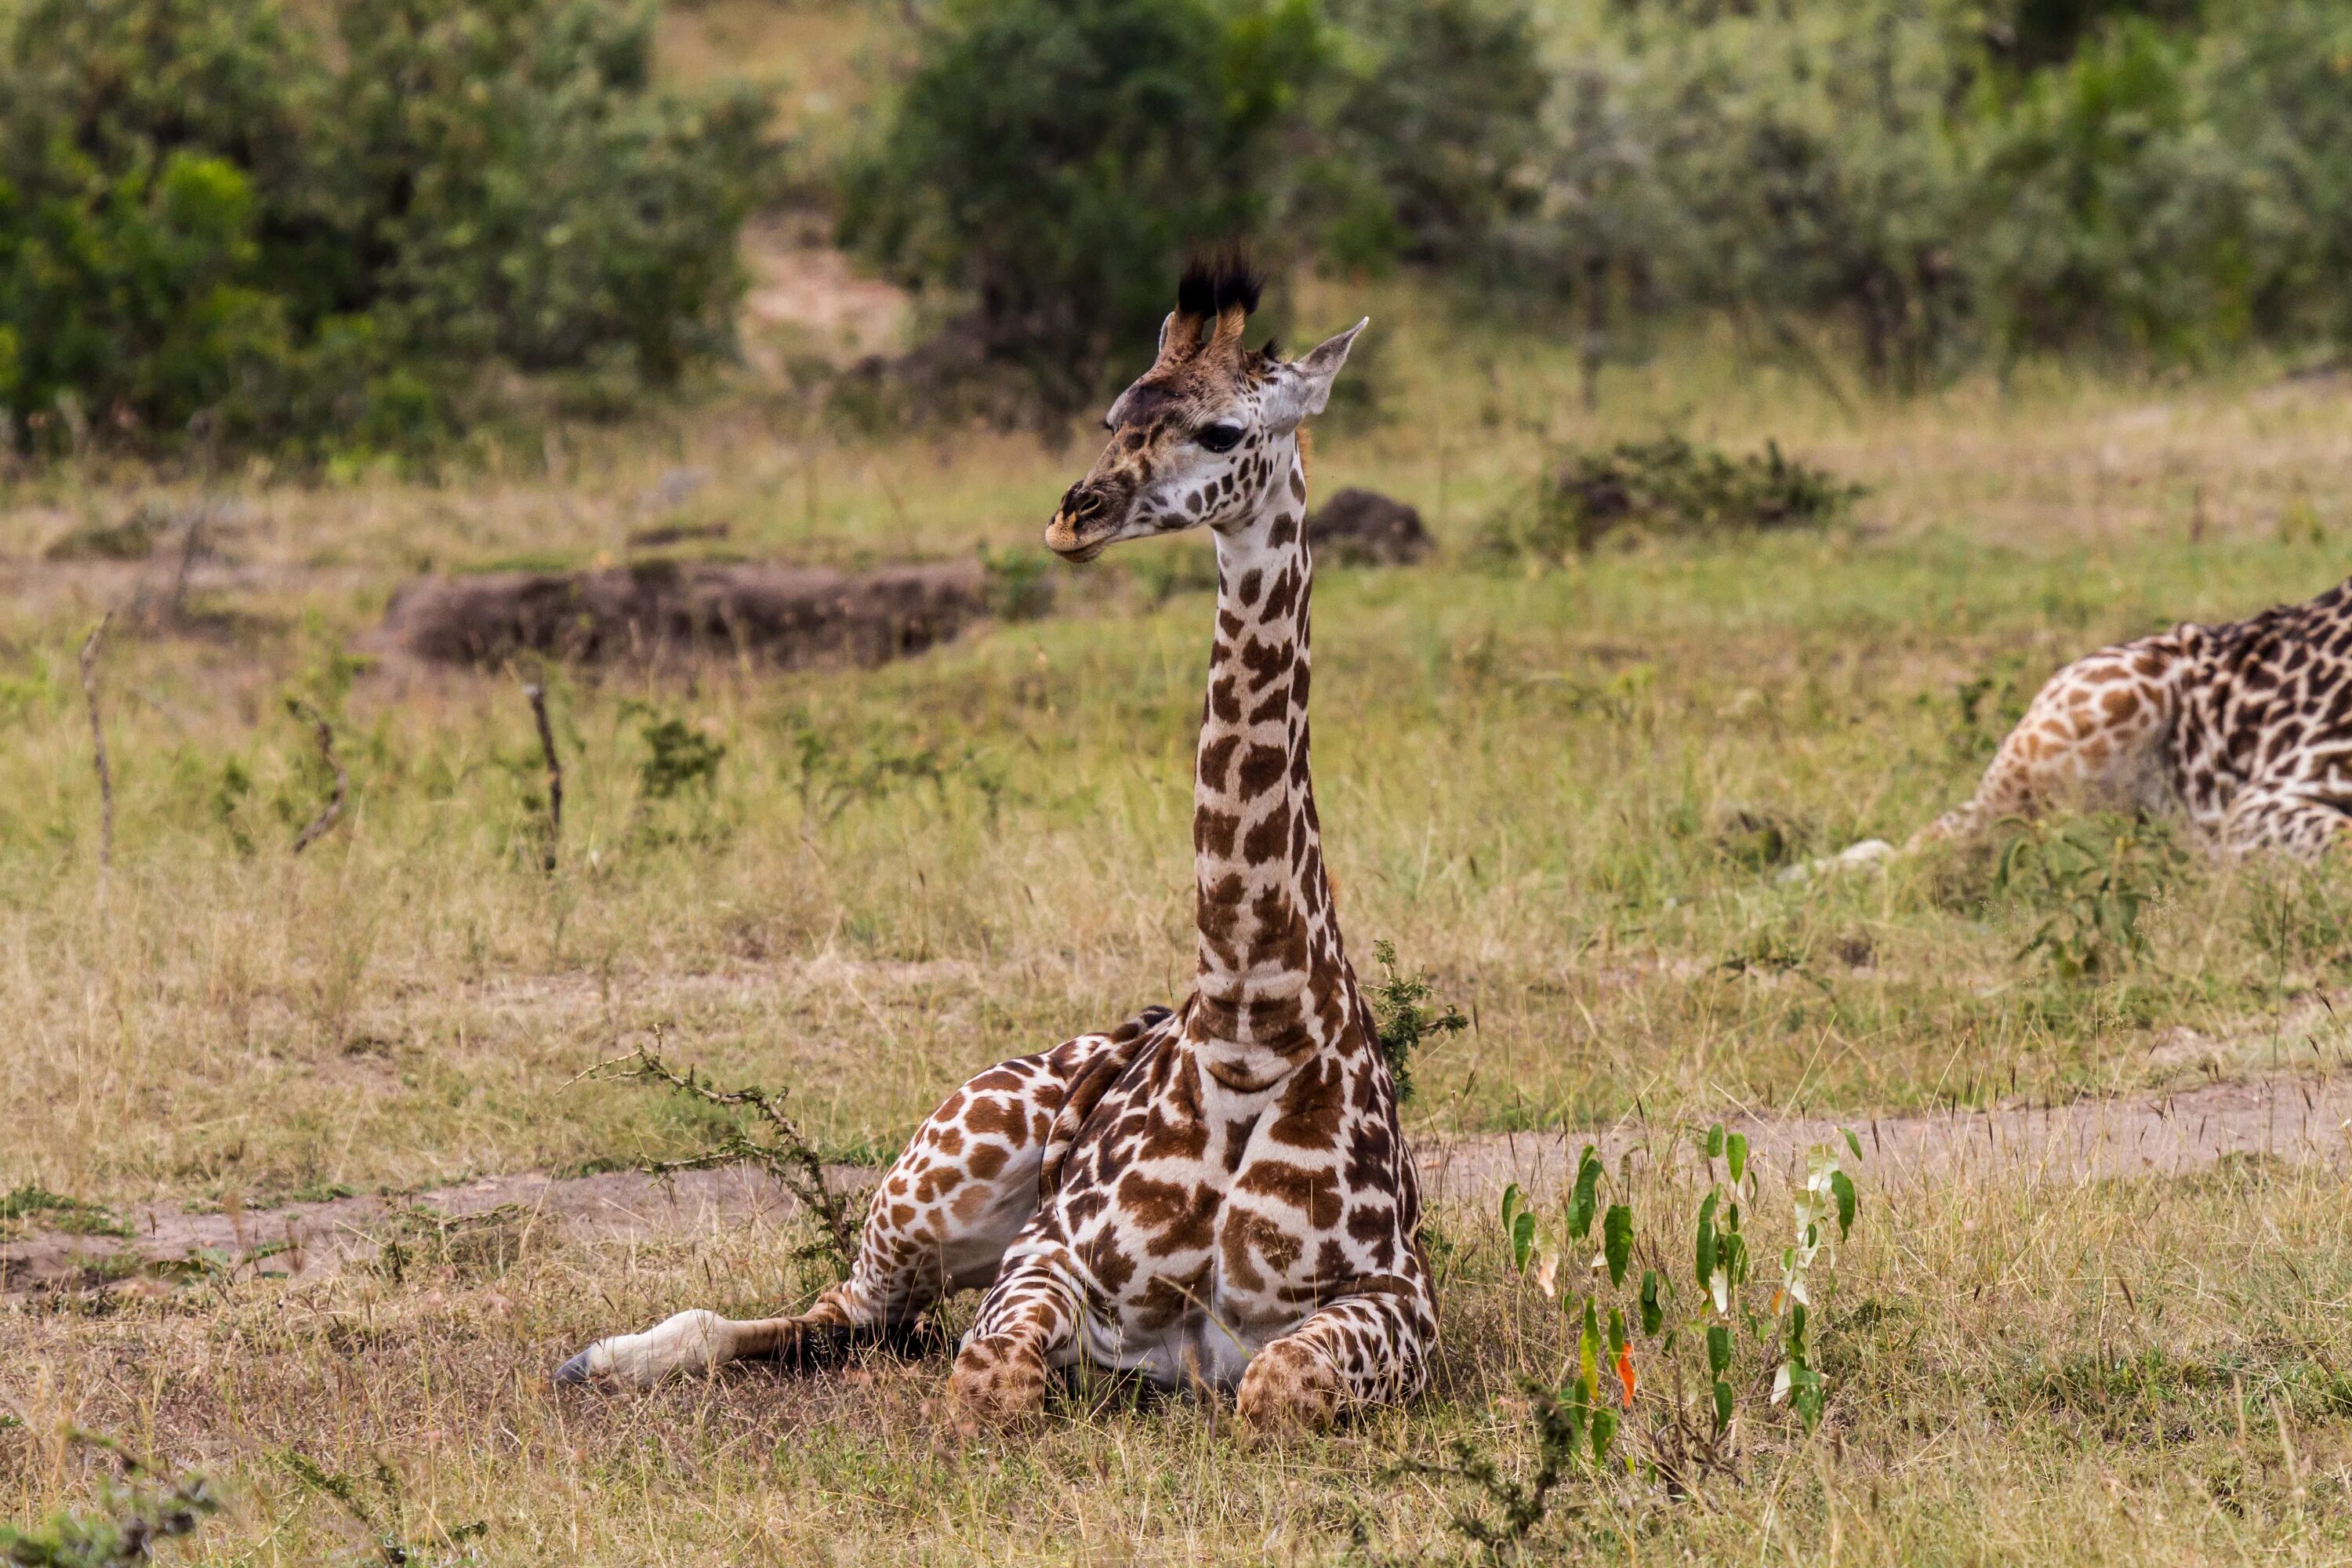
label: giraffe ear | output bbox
[1265,318,1367,430]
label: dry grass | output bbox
[7,275,2352,1560]
[4,1145,2347,1563]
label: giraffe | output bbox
[1824,577,2352,869]
[557,259,1434,1429]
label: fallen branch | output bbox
[78,615,114,873]
[524,680,562,870]
[289,701,348,855]
[586,1029,860,1276]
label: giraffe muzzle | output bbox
[1046,484,1117,561]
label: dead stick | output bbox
[78,615,113,872]
[167,503,205,624]
[524,681,562,870]
[289,702,347,855]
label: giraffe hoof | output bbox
[1236,1340,1343,1432]
[944,1340,1050,1432]
[554,1350,597,1387]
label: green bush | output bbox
[840,0,1547,421]
[1477,437,1864,565]
[0,0,771,461]
[840,0,1327,421]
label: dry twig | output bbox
[588,1029,860,1276]
[289,701,348,855]
[78,615,114,872]
[524,681,562,870]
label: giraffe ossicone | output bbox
[557,259,1433,1429]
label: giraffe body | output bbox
[1918,578,2352,859]
[559,262,1431,1427]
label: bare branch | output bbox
[289,701,348,855]
[524,681,562,871]
[78,615,114,873]
[592,1028,860,1276]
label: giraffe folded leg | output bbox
[2219,786,2352,862]
[1235,1288,1432,1430]
[1911,642,2183,852]
[554,1017,1171,1390]
[942,1253,1083,1428]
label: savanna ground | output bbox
[5,12,2352,1554]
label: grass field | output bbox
[6,285,2352,1561]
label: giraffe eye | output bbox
[1196,423,1244,454]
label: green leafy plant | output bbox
[1425,1126,1862,1552]
[0,1430,218,1568]
[1994,812,2183,982]
[778,710,946,829]
[635,715,726,802]
[1365,938,1468,1104]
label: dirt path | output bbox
[7,1072,2348,1296]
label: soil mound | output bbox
[376,559,989,670]
[1308,488,1432,566]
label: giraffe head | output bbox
[1045,258,1367,563]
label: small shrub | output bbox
[1994,812,2183,983]
[1476,438,1862,566]
[1410,1129,1863,1550]
[0,1431,219,1568]
[1365,938,1469,1104]
[635,715,726,802]
[779,710,946,829]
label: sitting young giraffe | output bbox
[557,260,1434,1428]
[1885,577,2352,862]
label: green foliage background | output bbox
[0,0,771,459]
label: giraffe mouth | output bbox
[1044,511,1113,563]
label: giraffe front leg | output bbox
[1236,1287,1432,1431]
[555,1039,1094,1388]
[943,1252,1084,1429]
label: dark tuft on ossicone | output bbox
[1178,252,1265,319]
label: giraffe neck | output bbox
[1189,436,1349,1081]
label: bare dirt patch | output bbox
[0,1162,869,1297]
[10,1070,2345,1298]
[370,557,991,670]
[1423,1069,2352,1207]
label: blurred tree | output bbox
[840,0,1324,422]
[0,0,772,459]
[1305,0,1552,274]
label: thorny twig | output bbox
[590,1028,860,1276]
[289,701,348,854]
[524,680,562,870]
[78,615,114,873]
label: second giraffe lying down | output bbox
[1817,575,2352,873]
[557,261,1434,1429]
